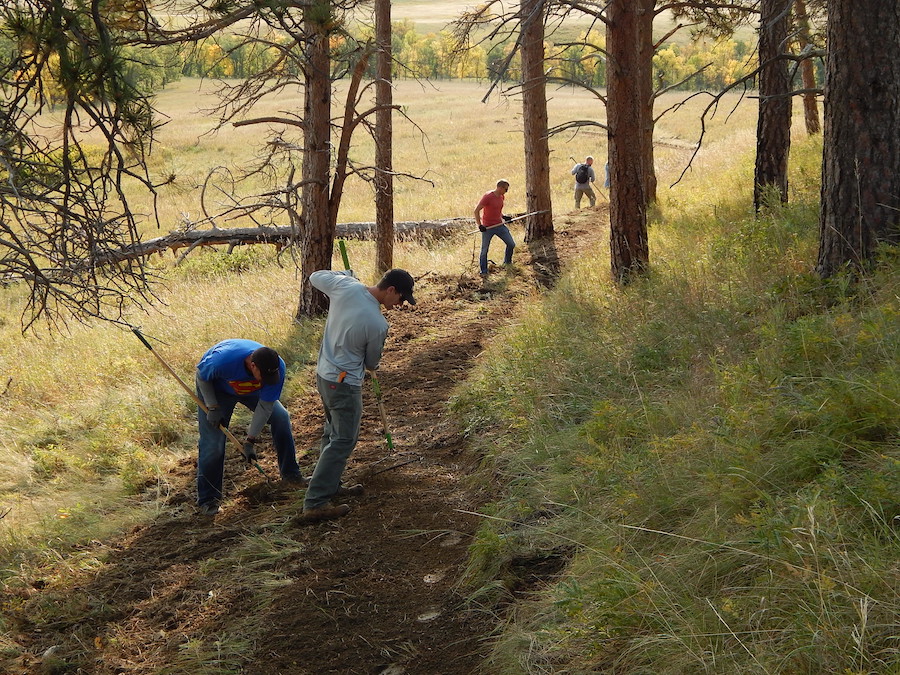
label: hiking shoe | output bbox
[198,501,220,516]
[337,483,364,497]
[299,504,350,523]
[282,474,309,487]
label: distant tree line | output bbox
[181,23,773,92]
[0,22,778,95]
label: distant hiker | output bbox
[604,161,611,189]
[195,340,303,516]
[571,156,596,208]
[301,268,417,523]
[474,179,515,276]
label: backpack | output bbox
[575,164,590,184]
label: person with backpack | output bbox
[571,156,596,208]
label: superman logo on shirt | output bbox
[229,379,262,395]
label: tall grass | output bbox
[453,134,899,673]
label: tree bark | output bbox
[297,6,333,319]
[793,0,821,135]
[816,0,900,277]
[754,0,792,211]
[374,0,394,273]
[606,0,649,281]
[520,0,554,242]
[637,0,657,204]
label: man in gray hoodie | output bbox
[300,268,417,523]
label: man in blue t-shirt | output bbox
[195,339,303,515]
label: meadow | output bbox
[129,77,758,232]
[3,74,895,674]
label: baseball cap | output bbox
[251,346,282,385]
[382,269,417,305]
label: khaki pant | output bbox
[575,184,596,208]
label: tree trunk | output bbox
[816,0,900,277]
[606,0,649,281]
[374,0,394,273]
[638,0,657,204]
[296,8,333,319]
[794,0,821,135]
[754,0,791,211]
[330,48,372,232]
[520,0,554,242]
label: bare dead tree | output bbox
[2,0,421,327]
[0,0,167,331]
[147,0,410,317]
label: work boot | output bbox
[298,504,350,524]
[198,501,220,517]
[282,474,309,487]
[337,483,364,497]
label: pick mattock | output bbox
[466,210,550,234]
[131,327,271,481]
[369,369,395,451]
[336,239,396,452]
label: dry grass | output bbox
[28,76,778,234]
[92,78,779,236]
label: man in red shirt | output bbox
[474,179,515,276]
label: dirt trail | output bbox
[7,212,601,675]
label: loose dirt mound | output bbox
[6,211,604,674]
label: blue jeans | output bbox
[196,391,300,506]
[305,375,363,510]
[480,224,515,274]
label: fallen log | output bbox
[104,217,474,264]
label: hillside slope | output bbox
[4,212,603,674]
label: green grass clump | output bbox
[453,135,900,674]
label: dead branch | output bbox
[97,218,475,265]
[547,119,609,136]
[364,453,424,476]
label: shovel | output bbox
[131,328,271,482]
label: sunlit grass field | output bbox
[128,77,763,233]
[352,3,759,44]
[451,133,899,673]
